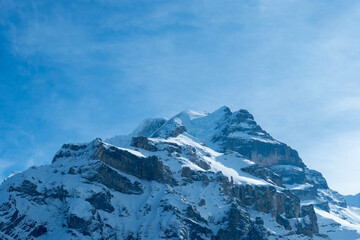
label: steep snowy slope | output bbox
[1,106,359,239]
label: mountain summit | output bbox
[1,106,359,239]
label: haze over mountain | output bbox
[1,107,360,239]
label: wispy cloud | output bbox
[0,158,15,181]
[1,0,360,194]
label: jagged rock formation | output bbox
[1,106,360,239]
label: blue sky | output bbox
[1,0,360,195]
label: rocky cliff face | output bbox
[1,106,359,239]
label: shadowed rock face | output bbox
[209,109,305,168]
[220,179,301,221]
[29,225,47,238]
[131,136,158,152]
[241,165,284,187]
[225,140,306,168]
[216,202,268,240]
[67,214,91,235]
[86,191,114,213]
[97,144,175,185]
[297,204,319,236]
[86,164,143,194]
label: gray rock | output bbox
[86,191,115,213]
[241,165,284,187]
[87,163,143,194]
[97,144,175,185]
[130,136,158,152]
[296,204,319,237]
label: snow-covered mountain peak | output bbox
[172,106,272,145]
[3,107,360,239]
[107,107,304,167]
[0,134,321,239]
[175,109,209,121]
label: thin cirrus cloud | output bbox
[1,0,360,194]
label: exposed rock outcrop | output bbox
[131,136,158,152]
[216,202,268,240]
[241,165,284,187]
[97,144,175,185]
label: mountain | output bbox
[344,193,360,208]
[1,106,360,239]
